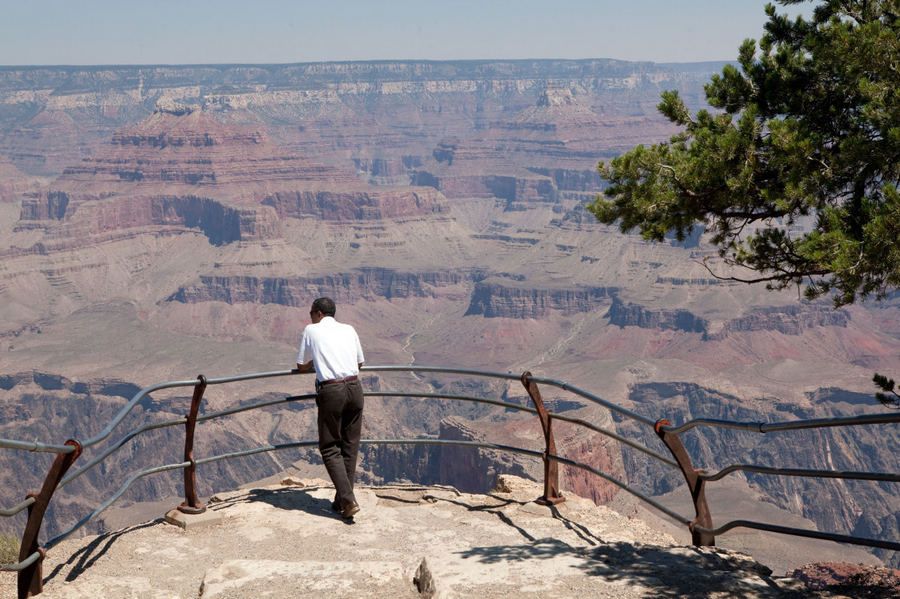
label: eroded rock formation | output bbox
[466,281,616,318]
[169,269,472,306]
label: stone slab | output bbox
[164,508,224,531]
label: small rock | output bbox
[492,474,540,502]
[413,557,437,598]
[280,477,306,487]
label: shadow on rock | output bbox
[210,486,347,522]
[459,540,785,598]
[43,519,163,585]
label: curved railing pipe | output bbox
[0,438,76,455]
[659,412,900,435]
[693,520,900,552]
[700,464,900,483]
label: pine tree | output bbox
[589,0,899,307]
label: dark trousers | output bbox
[316,379,364,508]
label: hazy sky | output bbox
[1,1,815,66]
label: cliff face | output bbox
[607,297,708,333]
[18,193,280,244]
[607,299,852,337]
[614,382,899,567]
[466,281,616,318]
[709,304,851,338]
[363,412,624,506]
[169,269,471,306]
[261,187,447,221]
[412,172,560,204]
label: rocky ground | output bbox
[1,475,871,599]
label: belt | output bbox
[317,375,359,387]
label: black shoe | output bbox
[341,501,360,519]
[331,499,341,513]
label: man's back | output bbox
[297,316,364,382]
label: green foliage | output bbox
[873,373,900,408]
[588,0,900,306]
[0,533,19,564]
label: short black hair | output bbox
[311,297,336,317]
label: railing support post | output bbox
[178,375,207,514]
[18,439,81,599]
[521,372,565,505]
[655,419,714,547]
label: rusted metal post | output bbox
[521,371,565,505]
[18,439,82,599]
[654,419,714,546]
[178,375,207,514]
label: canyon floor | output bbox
[1,476,827,599]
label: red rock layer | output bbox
[15,108,448,246]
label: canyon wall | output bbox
[169,269,472,306]
[466,281,616,318]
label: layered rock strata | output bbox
[12,108,449,250]
[608,298,852,337]
[466,280,616,318]
[169,269,472,306]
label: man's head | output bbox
[309,297,336,323]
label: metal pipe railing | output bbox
[692,520,900,552]
[700,464,900,483]
[1,550,41,572]
[80,378,205,450]
[1,363,898,595]
[363,391,539,415]
[0,437,76,454]
[360,365,522,381]
[659,412,900,435]
[0,497,35,518]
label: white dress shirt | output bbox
[296,316,365,382]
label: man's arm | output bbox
[296,326,313,373]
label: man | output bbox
[296,297,365,519]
